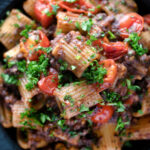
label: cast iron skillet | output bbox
[0,0,150,150]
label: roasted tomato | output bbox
[38,74,58,96]
[91,105,114,124]
[20,30,50,61]
[144,14,150,25]
[102,42,128,60]
[96,59,117,92]
[34,0,55,28]
[118,13,144,38]
[58,0,98,14]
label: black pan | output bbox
[0,0,150,150]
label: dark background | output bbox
[0,0,150,150]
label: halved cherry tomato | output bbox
[144,14,150,25]
[58,0,98,14]
[34,0,54,28]
[20,30,50,61]
[118,13,144,38]
[38,74,58,96]
[92,37,109,48]
[91,105,114,124]
[96,59,117,92]
[100,59,117,83]
[102,42,128,60]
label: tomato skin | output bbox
[95,59,117,92]
[144,14,150,25]
[34,0,54,28]
[102,42,128,60]
[119,13,144,38]
[38,75,58,96]
[20,30,50,61]
[91,105,114,124]
[29,31,50,61]
[58,0,98,14]
[39,30,50,47]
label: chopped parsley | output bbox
[20,25,32,39]
[80,104,89,112]
[57,120,68,131]
[86,34,98,46]
[43,5,59,16]
[103,91,125,112]
[125,33,148,56]
[17,60,26,73]
[82,60,107,84]
[115,117,130,132]
[1,73,18,85]
[108,30,116,40]
[34,46,52,54]
[64,95,74,106]
[81,19,93,32]
[126,79,141,91]
[25,54,49,90]
[20,108,51,128]
[75,22,80,30]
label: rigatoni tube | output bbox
[18,75,46,110]
[56,11,88,34]
[0,9,36,49]
[52,31,100,78]
[54,81,102,119]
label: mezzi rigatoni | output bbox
[3,44,20,60]
[12,101,40,129]
[0,9,36,49]
[52,31,100,78]
[96,123,121,150]
[17,128,48,149]
[18,75,46,110]
[56,11,88,34]
[23,0,36,19]
[54,81,102,119]
[0,103,12,128]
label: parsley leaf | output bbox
[80,104,89,112]
[17,60,26,73]
[126,79,141,91]
[125,33,148,56]
[20,25,32,39]
[57,120,68,131]
[25,54,49,90]
[115,117,130,132]
[20,108,51,128]
[82,60,107,84]
[103,91,125,112]
[81,19,93,32]
[1,73,18,85]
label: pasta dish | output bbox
[0,0,150,149]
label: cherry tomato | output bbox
[144,14,150,25]
[34,0,54,28]
[58,0,98,14]
[100,59,117,83]
[91,105,114,124]
[96,59,117,92]
[20,30,50,61]
[102,42,128,60]
[38,74,58,96]
[119,13,144,38]
[39,30,51,47]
